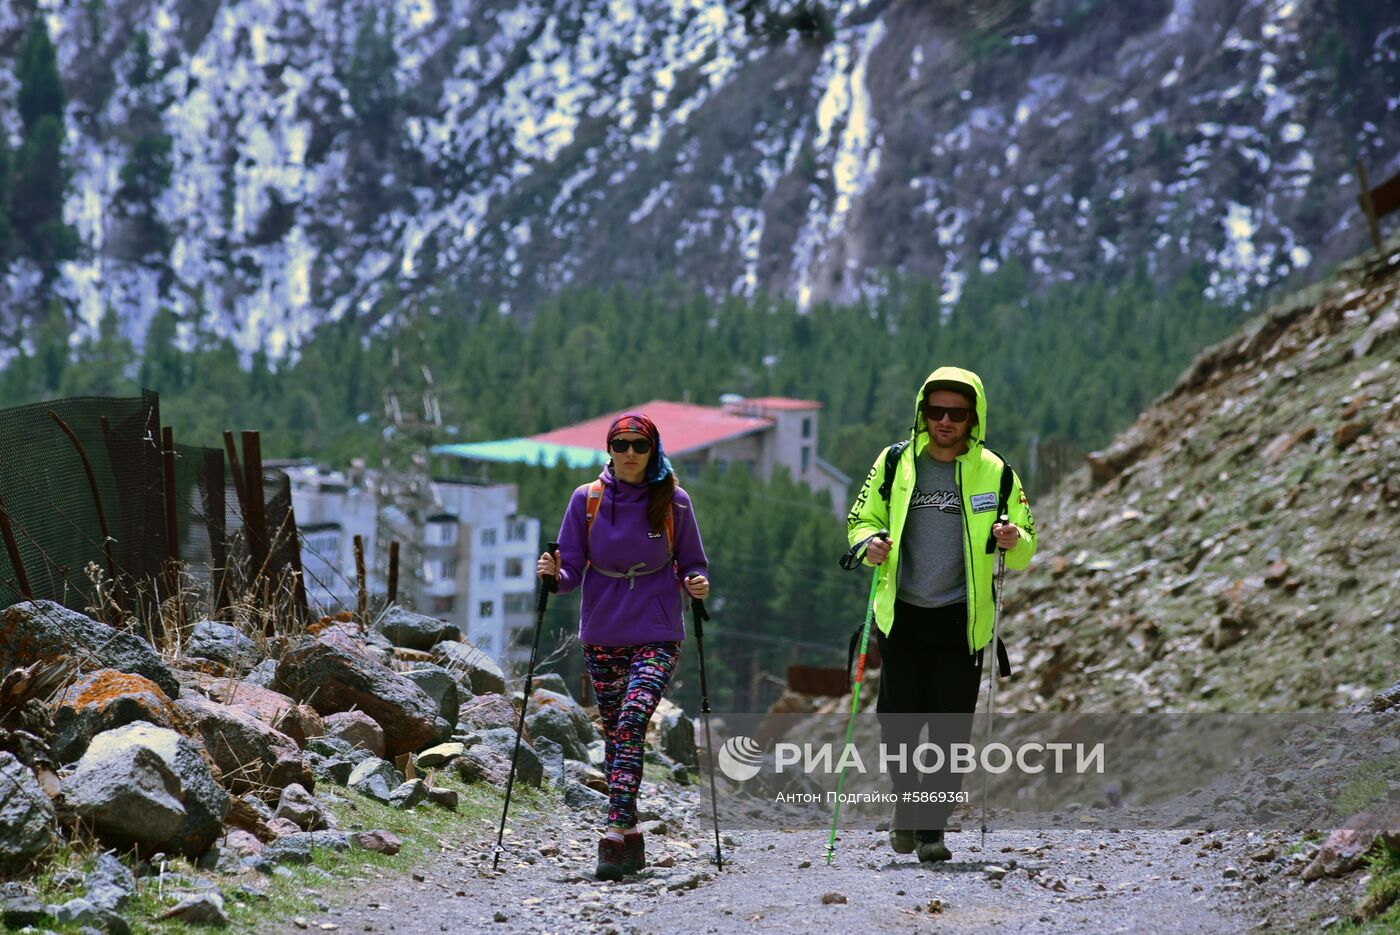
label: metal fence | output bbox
[0,390,305,640]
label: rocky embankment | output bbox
[0,600,697,931]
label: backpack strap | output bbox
[584,478,675,557]
[877,439,911,505]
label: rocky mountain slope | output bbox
[1000,231,1400,713]
[1,0,1398,353]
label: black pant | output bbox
[876,600,982,832]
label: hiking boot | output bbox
[622,828,646,873]
[915,830,952,863]
[888,828,916,854]
[596,835,626,881]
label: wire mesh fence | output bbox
[0,390,305,642]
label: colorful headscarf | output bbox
[607,411,674,485]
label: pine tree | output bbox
[0,132,12,272]
[12,17,79,281]
[114,33,173,261]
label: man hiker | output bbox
[845,366,1037,863]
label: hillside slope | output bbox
[1,0,1397,351]
[1001,234,1400,713]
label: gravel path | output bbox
[310,779,1322,935]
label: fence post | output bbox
[0,491,33,601]
[354,534,368,631]
[241,431,270,635]
[285,500,311,627]
[49,412,119,594]
[203,447,230,621]
[1358,160,1383,252]
[387,540,400,606]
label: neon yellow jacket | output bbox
[846,366,1037,651]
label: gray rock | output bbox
[244,659,278,688]
[305,736,353,758]
[347,758,402,803]
[63,744,187,850]
[174,692,312,794]
[403,666,461,727]
[184,620,261,672]
[0,601,179,698]
[426,786,458,811]
[79,722,229,857]
[274,638,439,758]
[377,606,460,651]
[305,751,355,786]
[529,689,598,745]
[389,779,429,810]
[274,783,323,830]
[531,672,571,698]
[563,781,609,811]
[240,793,275,822]
[1,894,47,928]
[527,705,590,762]
[475,728,543,787]
[431,640,507,696]
[258,831,351,866]
[156,890,229,926]
[83,852,135,911]
[534,736,566,784]
[50,897,106,927]
[322,711,386,759]
[0,752,58,874]
[658,709,698,768]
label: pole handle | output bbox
[839,529,889,570]
[543,541,559,594]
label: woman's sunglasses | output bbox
[923,405,972,424]
[609,437,653,454]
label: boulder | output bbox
[389,779,429,810]
[183,620,261,673]
[347,758,402,803]
[526,705,589,762]
[83,852,136,912]
[403,665,462,727]
[258,831,350,866]
[657,708,698,768]
[273,637,439,758]
[244,659,278,688]
[181,672,323,749]
[0,752,57,874]
[274,783,323,831]
[50,670,191,764]
[323,711,386,758]
[156,891,229,926]
[377,606,460,651]
[459,693,521,733]
[415,743,464,769]
[431,640,507,696]
[63,744,186,850]
[531,672,571,698]
[352,830,402,855]
[564,781,609,811]
[470,728,542,787]
[79,722,229,857]
[426,786,458,811]
[174,693,312,794]
[456,748,512,787]
[0,601,179,698]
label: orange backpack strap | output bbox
[584,480,606,556]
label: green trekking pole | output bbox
[826,530,888,865]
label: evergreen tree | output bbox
[59,308,137,397]
[12,17,79,281]
[114,33,173,261]
[0,132,12,272]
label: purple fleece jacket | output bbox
[553,470,708,646]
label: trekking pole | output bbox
[980,547,1007,852]
[492,541,558,871]
[826,529,888,865]
[689,581,724,870]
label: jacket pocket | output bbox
[651,595,676,629]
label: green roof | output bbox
[431,438,607,469]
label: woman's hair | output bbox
[646,469,676,533]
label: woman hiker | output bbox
[536,411,710,881]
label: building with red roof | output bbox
[434,395,849,514]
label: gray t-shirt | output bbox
[896,454,966,608]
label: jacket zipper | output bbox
[957,458,977,656]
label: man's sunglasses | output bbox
[609,437,653,454]
[923,405,972,424]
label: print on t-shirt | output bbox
[908,486,961,514]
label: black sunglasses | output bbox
[924,405,972,424]
[609,437,653,454]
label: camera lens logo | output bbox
[717,736,764,782]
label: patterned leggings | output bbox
[581,640,682,828]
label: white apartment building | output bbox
[286,464,539,666]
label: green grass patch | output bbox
[1333,754,1400,818]
[1330,845,1400,933]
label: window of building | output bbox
[480,563,496,581]
[504,592,532,614]
[479,600,494,618]
[504,557,523,577]
[432,595,455,614]
[426,522,458,546]
[802,416,812,439]
[801,446,811,472]
[481,528,497,546]
[442,560,458,580]
[506,520,527,542]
